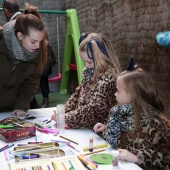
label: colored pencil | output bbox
[52,161,59,170]
[68,160,75,170]
[84,148,106,156]
[47,165,51,170]
[51,139,70,144]
[0,145,9,151]
[62,162,67,170]
[59,136,79,145]
[0,144,14,152]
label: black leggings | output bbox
[40,76,49,98]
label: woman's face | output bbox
[80,51,94,68]
[17,28,45,53]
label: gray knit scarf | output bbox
[3,20,39,64]
[105,104,153,149]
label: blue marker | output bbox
[22,154,39,159]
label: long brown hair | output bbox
[119,68,164,138]
[15,4,48,73]
[79,33,122,82]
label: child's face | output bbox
[115,77,131,105]
[80,51,94,68]
[17,28,45,53]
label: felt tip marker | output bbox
[28,142,43,144]
[22,154,39,159]
[42,128,59,134]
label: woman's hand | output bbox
[12,110,26,117]
[118,149,139,163]
[93,123,106,133]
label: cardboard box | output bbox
[0,117,36,142]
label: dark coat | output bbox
[0,34,41,112]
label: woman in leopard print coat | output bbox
[64,33,122,130]
[94,62,170,170]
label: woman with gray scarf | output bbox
[0,4,48,117]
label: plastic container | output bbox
[111,150,119,167]
[56,104,65,133]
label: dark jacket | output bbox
[0,31,41,112]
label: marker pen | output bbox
[28,142,43,144]
[81,154,98,168]
[89,134,93,152]
[42,128,59,134]
[22,154,39,159]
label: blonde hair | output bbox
[119,68,164,138]
[79,33,122,82]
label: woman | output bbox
[0,4,48,117]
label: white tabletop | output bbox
[0,107,142,170]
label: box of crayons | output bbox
[10,155,86,170]
[0,117,36,142]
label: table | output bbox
[0,107,142,170]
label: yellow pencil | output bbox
[52,161,59,170]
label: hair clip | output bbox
[87,40,95,62]
[79,32,88,45]
[126,57,136,71]
[87,38,110,60]
[92,39,110,58]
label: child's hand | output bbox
[93,123,106,133]
[51,110,57,122]
[12,110,26,117]
[118,149,139,163]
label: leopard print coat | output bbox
[106,104,170,170]
[65,67,117,130]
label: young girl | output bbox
[52,32,122,130]
[0,4,48,116]
[94,58,170,169]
